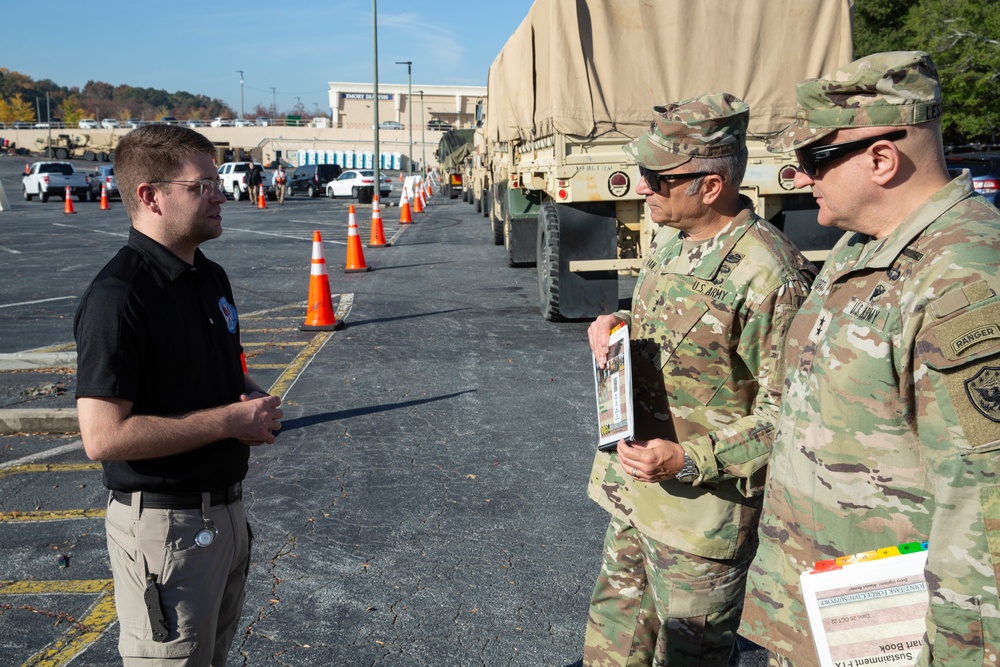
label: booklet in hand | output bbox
[593,323,634,451]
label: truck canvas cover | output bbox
[486,0,854,143]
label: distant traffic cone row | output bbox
[300,231,343,331]
[100,184,110,210]
[368,195,389,247]
[63,186,76,215]
[399,189,413,224]
[344,206,370,273]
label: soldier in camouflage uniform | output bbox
[584,92,815,666]
[740,51,1000,665]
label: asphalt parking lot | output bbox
[0,155,767,666]
[0,154,613,666]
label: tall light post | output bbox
[236,70,244,121]
[418,90,425,172]
[373,0,381,190]
[269,87,276,118]
[396,60,413,174]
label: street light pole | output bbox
[419,90,425,173]
[373,0,380,191]
[269,87,276,118]
[236,70,244,121]
[396,60,412,174]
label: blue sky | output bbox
[2,0,535,115]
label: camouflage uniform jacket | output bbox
[742,173,1000,665]
[588,207,813,560]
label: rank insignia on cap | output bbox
[965,366,1000,423]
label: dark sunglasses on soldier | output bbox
[796,129,907,177]
[638,165,716,192]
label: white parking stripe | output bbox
[0,296,76,310]
[0,245,22,254]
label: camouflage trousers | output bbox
[584,517,753,667]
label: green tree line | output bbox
[0,68,234,126]
[855,0,1000,147]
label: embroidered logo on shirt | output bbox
[965,366,1000,423]
[218,297,238,334]
[952,325,1000,357]
[848,300,881,325]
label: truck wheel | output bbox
[489,192,503,246]
[233,186,244,201]
[482,189,489,218]
[108,150,115,162]
[537,202,562,321]
[44,147,54,158]
[40,187,50,203]
[87,188,97,202]
[55,148,69,160]
[475,192,482,213]
[84,151,96,161]
[351,186,359,198]
[23,187,32,201]
[463,187,470,203]
[99,152,109,162]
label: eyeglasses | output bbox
[796,129,907,176]
[149,179,224,197]
[638,165,716,192]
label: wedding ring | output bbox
[632,467,638,478]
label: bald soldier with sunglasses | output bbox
[740,52,1000,665]
[584,92,815,666]
[75,124,282,666]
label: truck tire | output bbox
[537,202,562,321]
[108,151,115,162]
[99,152,109,162]
[233,186,244,201]
[44,147,54,158]
[87,188,97,202]
[482,189,489,218]
[351,186,359,198]
[488,191,503,246]
[55,148,69,160]
[23,187,32,201]
[475,192,482,213]
[40,187,49,203]
[84,151,96,162]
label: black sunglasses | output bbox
[638,165,716,192]
[796,129,907,176]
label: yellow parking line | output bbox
[247,364,289,370]
[1,579,112,595]
[241,341,309,348]
[0,508,105,523]
[239,328,301,333]
[0,463,101,479]
[6,580,118,667]
[268,294,353,399]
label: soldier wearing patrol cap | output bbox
[584,92,815,666]
[740,51,1000,665]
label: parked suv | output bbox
[288,164,343,198]
[946,152,1000,206]
[88,164,118,201]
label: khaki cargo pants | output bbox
[584,517,752,667]
[105,493,251,666]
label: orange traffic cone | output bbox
[399,172,404,182]
[418,183,427,210]
[63,186,76,214]
[368,195,389,247]
[424,177,432,198]
[24,163,30,175]
[257,187,267,209]
[344,205,370,273]
[399,189,413,224]
[413,185,424,214]
[99,184,110,210]
[300,231,343,331]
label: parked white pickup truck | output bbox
[22,161,91,202]
[217,162,274,201]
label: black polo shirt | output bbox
[74,227,248,493]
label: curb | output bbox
[0,408,79,435]
[0,352,77,372]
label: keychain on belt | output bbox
[195,492,218,548]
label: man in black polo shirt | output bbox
[74,124,283,666]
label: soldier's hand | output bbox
[588,314,624,368]
[617,438,685,483]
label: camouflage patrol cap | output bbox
[769,51,943,152]
[623,92,749,171]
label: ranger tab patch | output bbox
[952,325,1000,357]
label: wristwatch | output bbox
[674,451,699,484]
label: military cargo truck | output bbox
[483,0,853,320]
[35,133,119,162]
[436,129,475,198]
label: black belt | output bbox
[111,482,242,510]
